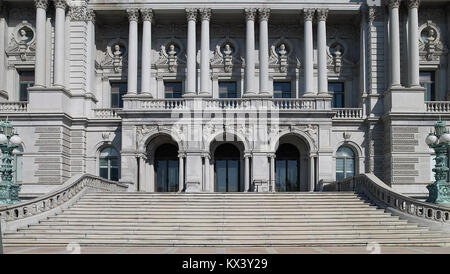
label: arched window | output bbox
[155,143,179,192]
[99,147,119,181]
[215,143,240,192]
[13,145,23,184]
[275,143,300,192]
[336,146,355,180]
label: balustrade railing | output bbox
[333,108,363,119]
[0,174,127,226]
[322,173,450,225]
[271,99,316,110]
[93,108,121,119]
[425,101,450,113]
[0,102,28,113]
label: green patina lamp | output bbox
[0,118,22,205]
[425,118,450,204]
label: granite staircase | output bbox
[4,192,450,247]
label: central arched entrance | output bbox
[214,143,241,192]
[275,143,300,192]
[155,143,179,192]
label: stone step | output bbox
[70,204,376,210]
[77,198,364,202]
[83,192,357,197]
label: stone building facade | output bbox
[0,0,448,198]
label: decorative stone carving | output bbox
[86,9,95,23]
[98,39,128,73]
[127,8,139,22]
[156,40,184,72]
[186,8,197,22]
[6,21,36,61]
[303,9,315,22]
[68,6,87,21]
[199,8,211,21]
[418,21,447,62]
[258,8,270,22]
[407,0,420,9]
[136,125,158,144]
[211,39,241,72]
[53,0,67,10]
[329,42,344,73]
[368,6,384,23]
[387,0,400,9]
[34,0,48,10]
[140,8,153,22]
[244,8,257,21]
[316,8,328,21]
[269,39,297,72]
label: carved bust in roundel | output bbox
[113,44,122,57]
[223,44,233,56]
[168,44,177,56]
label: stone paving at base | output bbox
[4,246,450,254]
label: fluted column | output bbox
[388,0,401,88]
[303,9,315,96]
[34,0,48,87]
[199,8,211,96]
[141,9,153,96]
[244,8,256,96]
[185,9,197,96]
[127,9,139,94]
[317,9,328,96]
[258,8,270,96]
[53,0,66,87]
[407,0,420,87]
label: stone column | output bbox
[303,9,315,95]
[34,0,49,87]
[204,154,211,191]
[244,154,250,192]
[244,8,256,96]
[138,155,146,192]
[388,0,401,88]
[270,154,276,192]
[86,9,95,94]
[360,6,368,97]
[185,9,197,96]
[178,153,185,192]
[127,9,139,94]
[309,156,315,192]
[317,9,329,96]
[141,9,153,96]
[209,157,214,192]
[407,0,420,87]
[258,8,270,96]
[199,8,211,96]
[53,0,66,87]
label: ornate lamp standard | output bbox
[0,119,22,205]
[425,119,450,204]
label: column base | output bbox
[242,93,272,98]
[182,93,198,98]
[185,181,201,192]
[301,92,318,97]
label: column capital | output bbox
[407,0,420,9]
[303,8,315,22]
[316,8,329,21]
[258,8,270,22]
[53,0,67,10]
[140,8,154,22]
[127,8,139,22]
[387,0,401,9]
[199,8,211,21]
[244,8,257,21]
[34,0,48,10]
[186,8,198,22]
[86,8,95,23]
[68,5,87,21]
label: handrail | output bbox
[322,173,450,229]
[0,174,127,224]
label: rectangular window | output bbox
[328,82,345,108]
[420,71,436,101]
[110,82,127,108]
[218,81,238,98]
[18,71,34,102]
[164,81,183,98]
[273,81,292,98]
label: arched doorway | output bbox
[155,143,179,192]
[275,143,300,192]
[214,143,241,192]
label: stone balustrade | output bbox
[0,174,127,232]
[322,173,450,230]
[93,108,121,119]
[425,101,450,113]
[333,108,363,119]
[0,102,28,113]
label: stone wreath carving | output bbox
[418,21,447,62]
[6,21,36,61]
[98,39,128,73]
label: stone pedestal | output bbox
[383,87,425,113]
[252,180,270,192]
[185,181,201,192]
